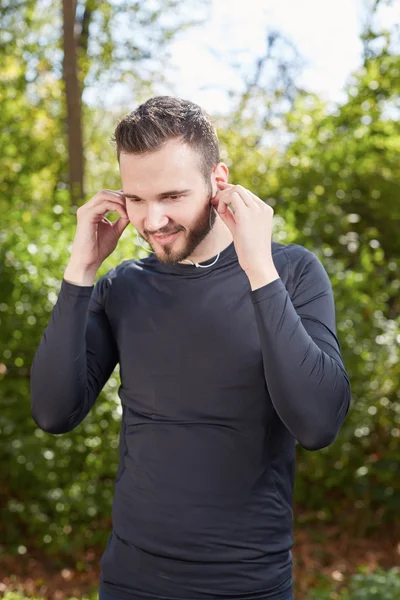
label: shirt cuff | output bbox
[61,278,94,297]
[250,277,287,304]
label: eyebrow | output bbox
[124,189,191,200]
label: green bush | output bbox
[348,567,400,599]
[306,567,400,599]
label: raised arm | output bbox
[30,188,130,433]
[30,276,118,434]
[251,249,351,451]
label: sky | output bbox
[84,0,400,113]
[163,0,399,112]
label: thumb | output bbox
[216,204,236,236]
[113,215,130,238]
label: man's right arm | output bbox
[30,272,119,434]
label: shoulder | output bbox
[272,241,331,296]
[272,241,321,265]
[98,256,144,285]
[89,257,142,309]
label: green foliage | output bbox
[278,52,400,528]
[1,0,399,572]
[219,46,400,530]
[348,567,400,598]
[306,567,400,600]
[75,0,207,92]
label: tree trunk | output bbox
[62,0,84,206]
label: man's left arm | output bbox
[250,250,351,451]
[212,180,351,451]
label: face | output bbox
[120,139,221,264]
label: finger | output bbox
[97,189,126,202]
[217,186,253,209]
[227,184,259,208]
[217,203,236,235]
[218,181,263,209]
[233,185,256,208]
[113,189,127,202]
[104,188,126,199]
[91,200,128,220]
[247,189,269,209]
[217,191,246,216]
[113,215,131,237]
[217,181,233,189]
[88,190,126,209]
[98,200,128,216]
[103,190,127,208]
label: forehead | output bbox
[119,140,203,195]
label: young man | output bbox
[30,96,351,600]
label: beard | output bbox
[142,180,217,265]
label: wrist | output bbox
[63,262,98,287]
[246,266,280,291]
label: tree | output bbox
[1,0,207,205]
[63,0,85,203]
[62,0,206,205]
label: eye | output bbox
[167,195,181,201]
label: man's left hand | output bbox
[212,181,280,288]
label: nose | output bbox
[144,204,170,234]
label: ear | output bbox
[211,162,229,195]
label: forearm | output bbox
[251,278,350,450]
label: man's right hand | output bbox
[63,189,130,286]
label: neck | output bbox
[178,217,233,265]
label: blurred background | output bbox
[0,0,399,598]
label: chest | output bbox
[105,258,289,422]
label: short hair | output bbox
[112,96,220,182]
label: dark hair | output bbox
[112,96,220,182]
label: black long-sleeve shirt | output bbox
[30,240,351,600]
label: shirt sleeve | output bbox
[250,248,351,451]
[30,273,119,434]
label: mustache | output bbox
[146,228,183,236]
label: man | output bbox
[30,96,351,600]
